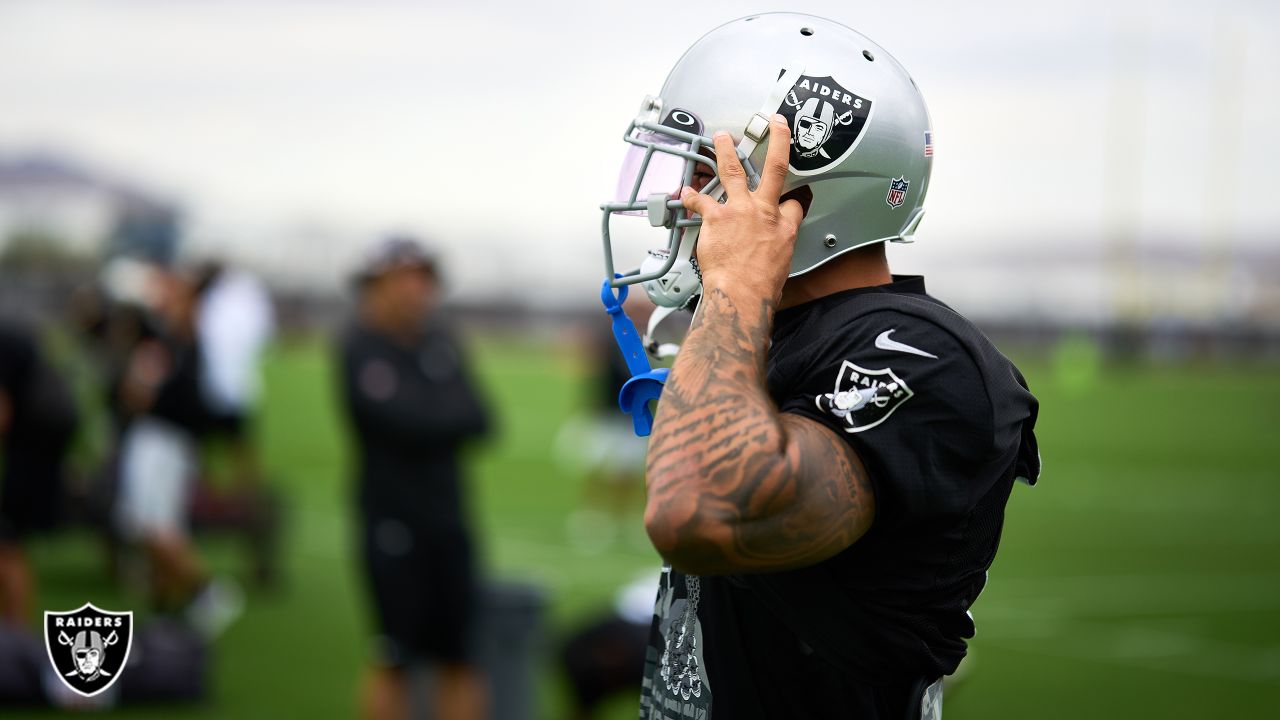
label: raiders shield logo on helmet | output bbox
[777,74,873,175]
[44,603,133,697]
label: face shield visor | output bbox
[599,97,760,309]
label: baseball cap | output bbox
[352,235,439,287]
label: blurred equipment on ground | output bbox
[560,573,655,720]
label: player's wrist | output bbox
[700,269,784,308]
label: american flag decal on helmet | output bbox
[923,131,934,157]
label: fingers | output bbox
[779,197,805,229]
[756,114,792,202]
[686,119,799,223]
[710,131,749,195]
[680,187,711,217]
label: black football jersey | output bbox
[639,276,1040,720]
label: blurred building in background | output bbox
[1,0,1276,358]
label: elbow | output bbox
[643,502,680,560]
[643,497,734,576]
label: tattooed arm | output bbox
[644,285,875,575]
[643,117,875,576]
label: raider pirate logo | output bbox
[815,360,913,433]
[777,74,873,175]
[44,603,133,697]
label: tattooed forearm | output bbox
[644,287,875,575]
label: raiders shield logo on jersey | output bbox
[777,75,873,175]
[44,603,133,697]
[815,360,913,433]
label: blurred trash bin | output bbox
[413,579,547,720]
[120,618,208,702]
[0,623,45,705]
[475,580,547,720]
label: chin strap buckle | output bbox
[735,66,805,167]
[601,277,668,437]
[743,113,772,143]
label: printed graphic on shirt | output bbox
[358,358,398,401]
[921,677,944,720]
[640,568,712,719]
[815,360,913,433]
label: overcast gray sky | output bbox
[1,0,1276,311]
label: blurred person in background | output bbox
[191,261,282,587]
[194,261,274,484]
[0,321,78,625]
[0,321,82,709]
[337,236,492,720]
[111,264,241,636]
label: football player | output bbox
[598,13,1041,719]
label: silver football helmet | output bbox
[600,13,933,309]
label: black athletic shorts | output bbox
[359,512,476,667]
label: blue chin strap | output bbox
[601,277,669,437]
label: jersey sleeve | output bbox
[776,310,997,525]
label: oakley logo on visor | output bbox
[660,108,703,135]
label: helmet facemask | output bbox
[600,96,761,311]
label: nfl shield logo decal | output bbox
[886,176,909,209]
[776,74,873,175]
[44,603,133,697]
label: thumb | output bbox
[680,187,711,217]
[779,197,805,229]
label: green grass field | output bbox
[16,335,1280,719]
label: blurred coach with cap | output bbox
[337,236,492,720]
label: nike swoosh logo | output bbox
[875,329,938,359]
